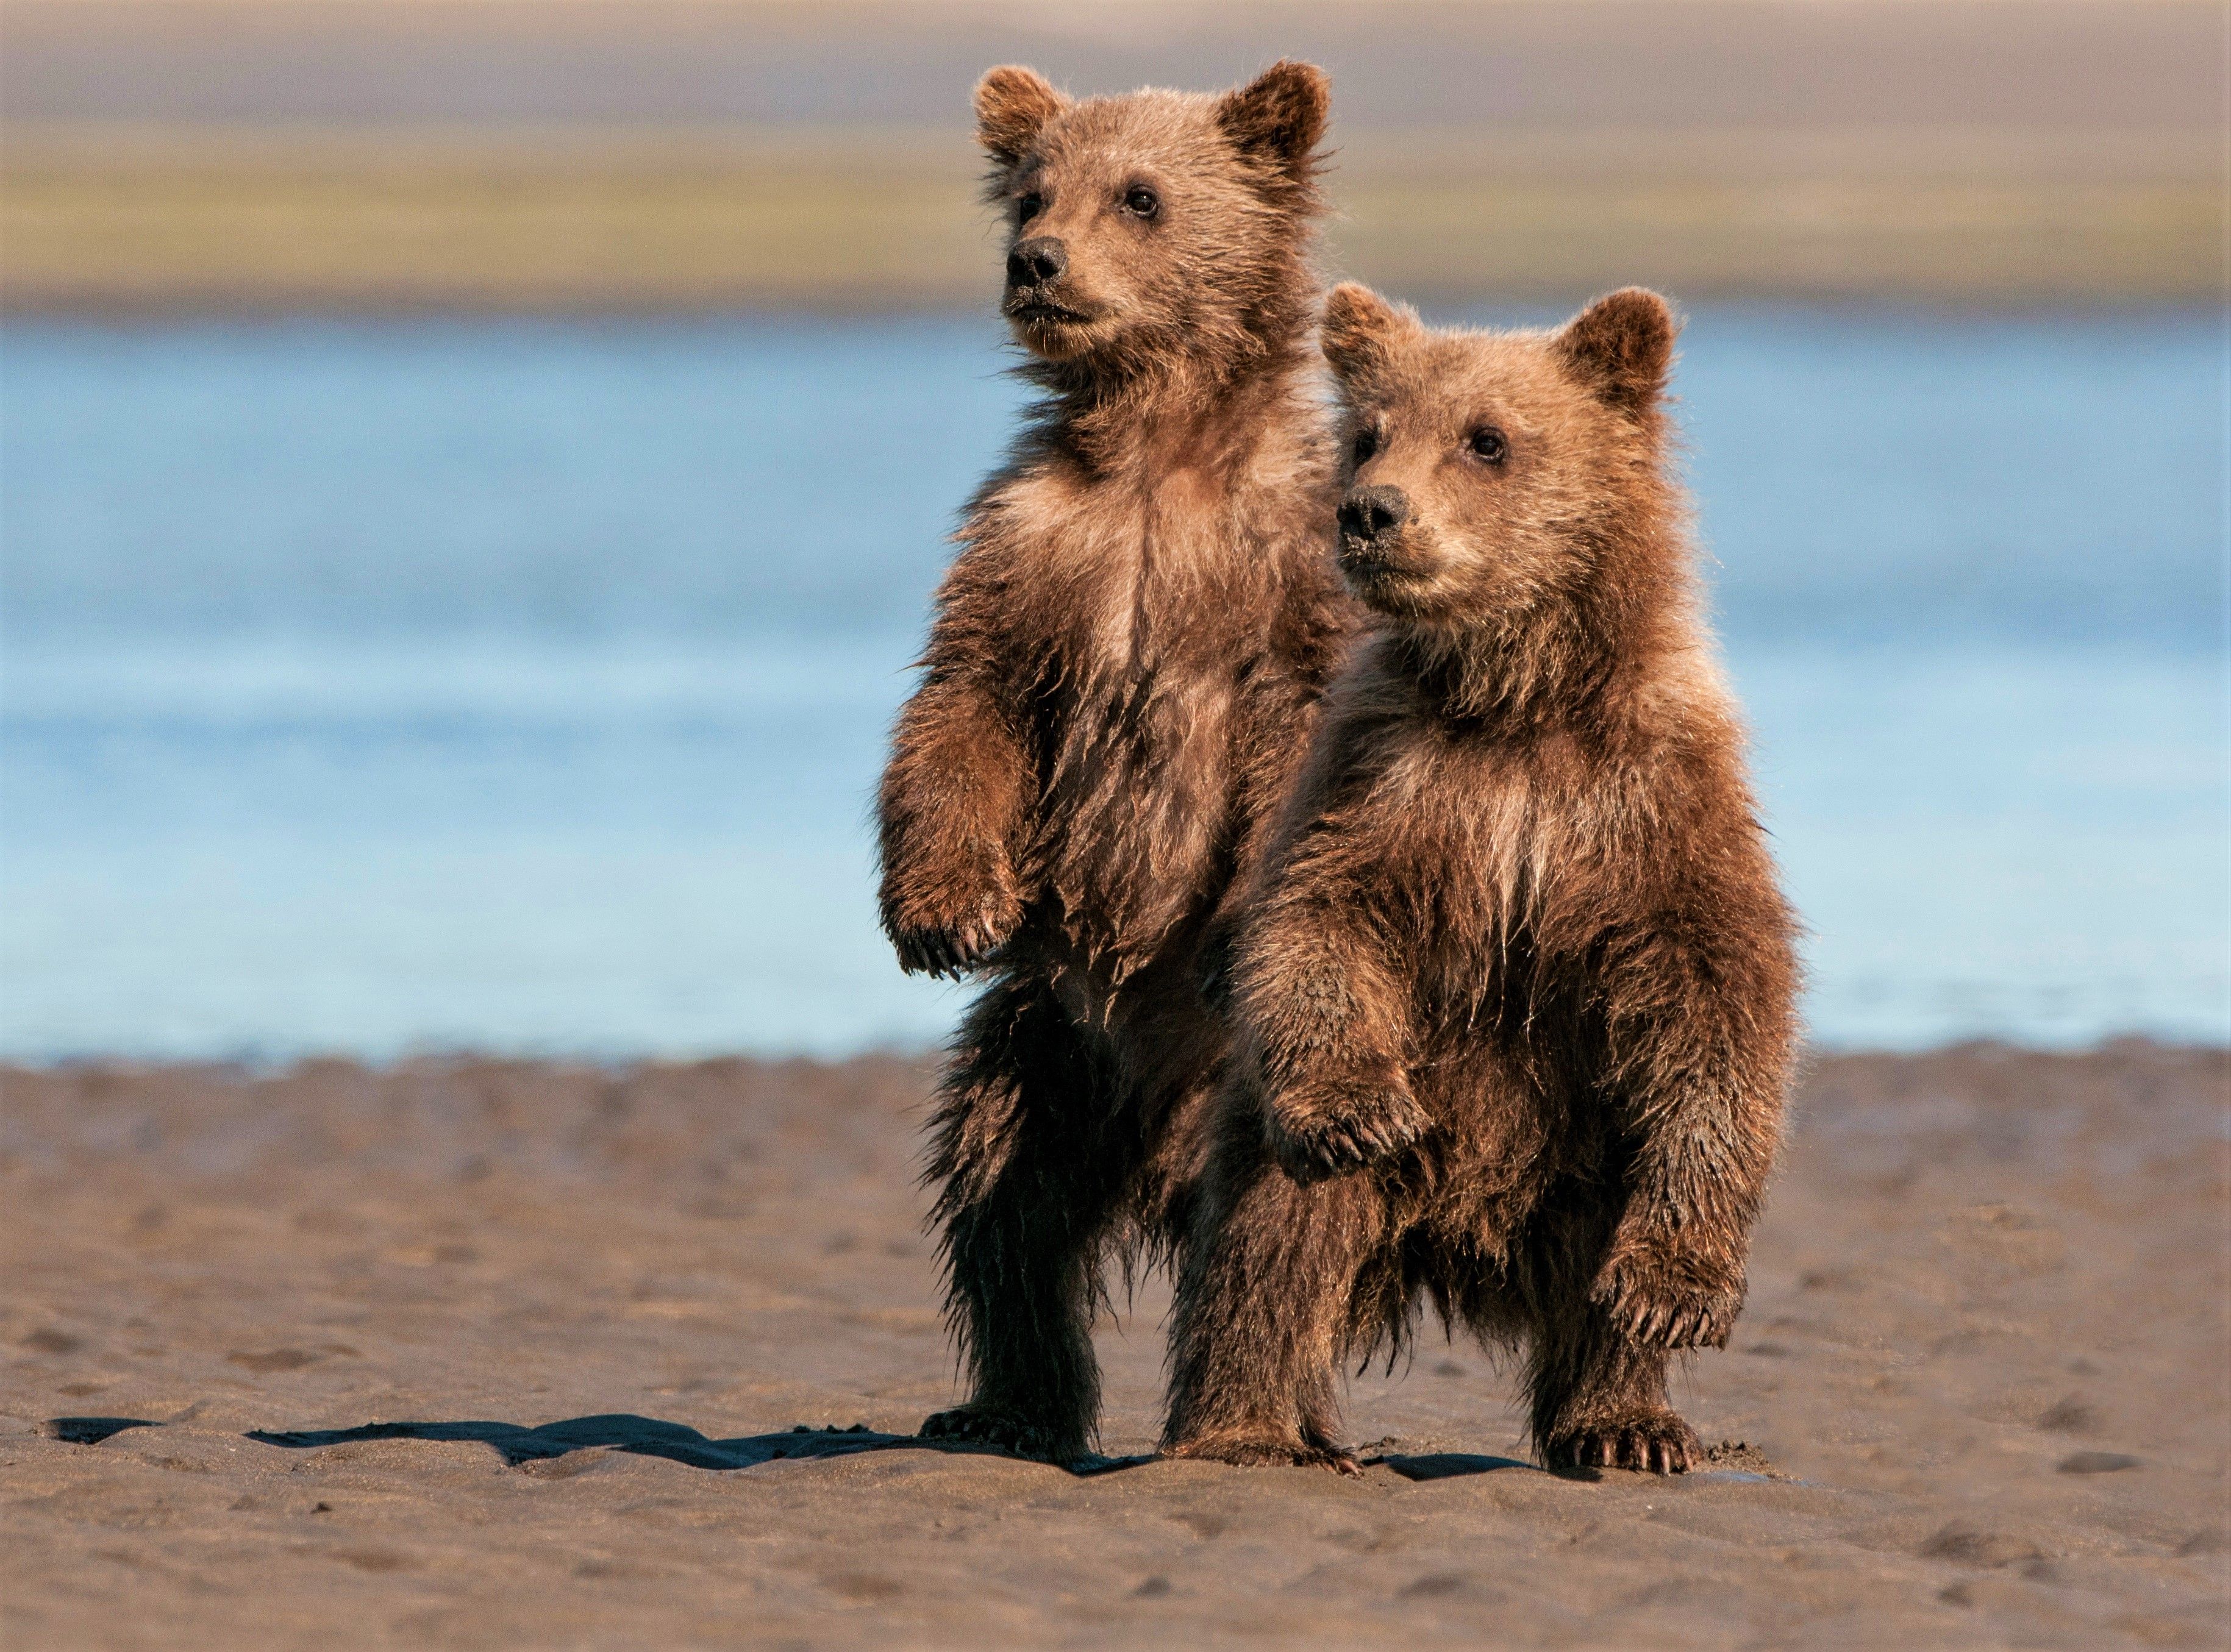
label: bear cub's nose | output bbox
[1007,237,1068,290]
[1338,485,1410,546]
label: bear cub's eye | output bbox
[1468,427,1510,465]
[1018,191,1045,223]
[1123,185,1160,219]
[1351,427,1380,466]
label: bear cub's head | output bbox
[974,62,1328,371]
[1322,283,1681,634]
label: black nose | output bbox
[1007,237,1068,288]
[1338,485,1410,544]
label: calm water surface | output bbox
[3,312,2222,1058]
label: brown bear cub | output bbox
[876,62,1357,1462]
[1161,285,1801,1475]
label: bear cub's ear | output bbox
[1321,283,1417,382]
[1557,288,1677,414]
[1217,59,1330,176]
[976,66,1067,166]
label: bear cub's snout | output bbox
[1335,483,1421,587]
[1336,484,1408,547]
[1005,236,1068,296]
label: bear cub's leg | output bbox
[1161,1157,1388,1473]
[1527,1291,1702,1475]
[918,984,1129,1464]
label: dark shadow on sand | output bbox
[1369,1451,1535,1481]
[240,1415,1152,1476]
[54,1412,1542,1481]
[45,1417,161,1445]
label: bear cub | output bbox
[877,63,1355,1464]
[1161,285,1801,1475]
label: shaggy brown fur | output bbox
[1160,285,1801,1475]
[875,62,1357,1463]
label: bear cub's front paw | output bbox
[1590,1244,1745,1350]
[889,907,1013,980]
[1266,1081,1432,1181]
[882,863,1023,980]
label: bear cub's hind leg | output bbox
[1529,1296,1702,1476]
[920,984,1128,1465]
[1161,1160,1384,1474]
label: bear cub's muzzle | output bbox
[1337,484,1422,585]
[1004,237,1091,324]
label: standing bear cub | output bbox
[877,63,1355,1463]
[1161,285,1801,1475]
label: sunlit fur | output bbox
[1162,285,1802,1475]
[875,62,1357,1463]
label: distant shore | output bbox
[7,0,2215,315]
[4,125,2216,314]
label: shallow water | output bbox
[2,312,2222,1058]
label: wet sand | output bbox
[4,1044,2226,1648]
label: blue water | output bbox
[2,313,2224,1059]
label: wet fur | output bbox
[876,63,1356,1462]
[1162,286,1801,1475]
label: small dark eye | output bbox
[1351,427,1379,465]
[1018,191,1044,222]
[1469,427,1509,465]
[1123,185,1160,219]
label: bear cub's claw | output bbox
[1267,1084,1432,1181]
[888,895,1016,980]
[1591,1247,1744,1350]
[1546,1408,1702,1476]
[1616,1291,1741,1350]
[918,1403,1077,1464]
[891,923,1000,980]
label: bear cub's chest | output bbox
[1023,470,1258,724]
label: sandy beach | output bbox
[3,1042,2224,1648]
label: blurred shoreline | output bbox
[4,0,2218,313]
[5,123,2215,313]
